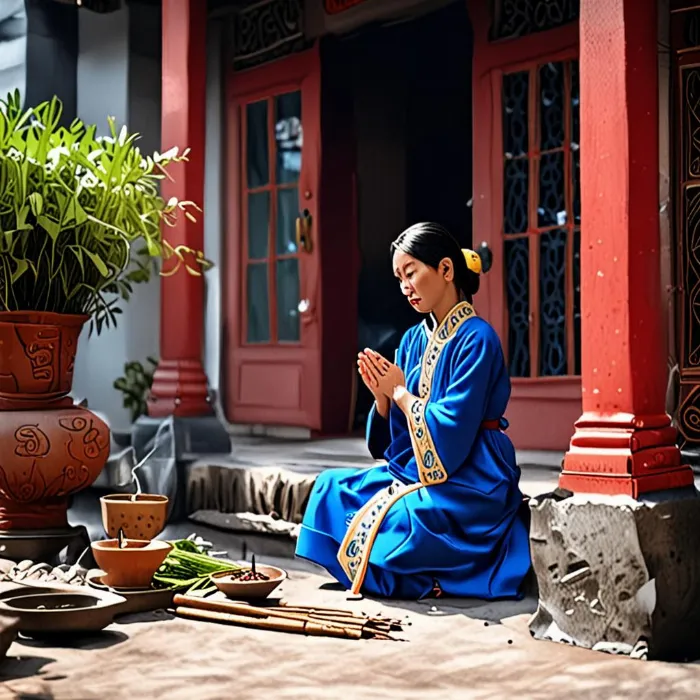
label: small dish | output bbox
[86,570,177,616]
[91,538,172,589]
[211,565,287,600]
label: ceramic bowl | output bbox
[0,589,125,637]
[91,538,172,589]
[211,565,287,600]
[100,494,169,539]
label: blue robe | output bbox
[295,303,531,599]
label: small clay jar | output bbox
[91,539,172,589]
[100,494,169,540]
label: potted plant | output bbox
[0,91,210,533]
[112,356,158,447]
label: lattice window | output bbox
[491,0,579,41]
[231,0,305,72]
[502,60,581,378]
[682,10,700,50]
[679,67,700,371]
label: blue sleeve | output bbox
[405,324,496,485]
[366,403,390,459]
[364,327,415,460]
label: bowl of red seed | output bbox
[211,555,287,600]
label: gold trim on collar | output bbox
[410,301,475,485]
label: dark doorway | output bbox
[323,1,474,429]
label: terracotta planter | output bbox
[0,311,110,530]
[100,494,169,539]
[91,539,172,589]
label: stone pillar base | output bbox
[529,490,700,661]
[132,414,231,463]
[131,415,231,521]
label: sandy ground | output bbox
[0,555,698,700]
[2,449,695,700]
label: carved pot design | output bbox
[0,311,110,530]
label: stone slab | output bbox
[529,490,700,661]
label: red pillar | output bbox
[148,0,211,418]
[559,0,694,496]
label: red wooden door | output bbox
[224,48,322,429]
[471,10,582,450]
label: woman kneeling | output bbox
[295,222,531,600]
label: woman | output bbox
[295,222,531,600]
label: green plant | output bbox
[0,91,211,334]
[113,356,158,423]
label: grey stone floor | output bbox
[72,434,697,570]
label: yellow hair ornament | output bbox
[462,248,482,275]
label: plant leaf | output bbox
[37,215,60,241]
[10,257,28,283]
[28,192,43,217]
[82,250,110,277]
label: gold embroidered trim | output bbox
[337,480,423,594]
[336,302,476,593]
[409,301,475,485]
[407,397,446,485]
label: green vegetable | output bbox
[152,539,244,596]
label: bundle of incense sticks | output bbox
[172,594,406,641]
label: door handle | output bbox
[295,209,313,253]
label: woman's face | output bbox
[392,249,453,315]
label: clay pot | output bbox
[100,494,169,539]
[91,539,172,589]
[0,311,85,408]
[0,312,110,530]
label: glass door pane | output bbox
[246,101,269,188]
[245,99,271,343]
[274,90,302,343]
[248,191,270,259]
[275,91,302,185]
[276,188,298,255]
[247,263,270,343]
[277,258,300,342]
[242,89,304,346]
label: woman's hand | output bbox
[359,348,405,400]
[358,352,390,418]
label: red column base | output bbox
[147,359,213,418]
[559,412,695,497]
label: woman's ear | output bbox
[440,257,454,283]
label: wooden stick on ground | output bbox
[176,606,363,639]
[174,595,363,628]
[172,594,403,640]
[173,595,384,636]
[279,605,403,629]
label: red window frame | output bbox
[470,3,580,393]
